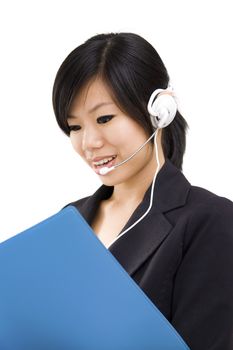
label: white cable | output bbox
[106,128,160,249]
[114,131,156,169]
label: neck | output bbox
[108,147,165,208]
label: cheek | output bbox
[69,134,83,155]
[111,121,148,152]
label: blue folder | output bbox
[0,206,190,350]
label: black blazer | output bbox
[67,159,233,350]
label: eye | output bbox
[68,115,114,133]
[68,125,81,132]
[97,115,114,124]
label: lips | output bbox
[92,155,117,162]
[92,156,117,175]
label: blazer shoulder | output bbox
[183,185,233,249]
[188,184,233,215]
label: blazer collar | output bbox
[76,159,191,276]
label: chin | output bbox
[100,177,118,187]
[99,171,133,187]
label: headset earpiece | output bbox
[147,88,178,129]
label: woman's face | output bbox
[67,78,157,187]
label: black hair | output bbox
[52,32,188,170]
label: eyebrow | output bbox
[68,102,114,119]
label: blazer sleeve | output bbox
[171,198,233,350]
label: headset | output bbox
[98,84,178,248]
[147,86,177,129]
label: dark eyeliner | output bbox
[97,115,114,124]
[68,125,81,131]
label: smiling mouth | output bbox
[93,156,117,173]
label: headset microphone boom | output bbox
[99,86,177,176]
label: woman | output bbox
[52,32,233,349]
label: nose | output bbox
[81,124,104,153]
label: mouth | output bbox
[92,155,117,174]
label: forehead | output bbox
[68,78,116,117]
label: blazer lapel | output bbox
[76,159,191,277]
[109,210,173,276]
[75,185,114,224]
[109,159,191,276]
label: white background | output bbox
[0,0,233,242]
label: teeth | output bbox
[93,156,116,166]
